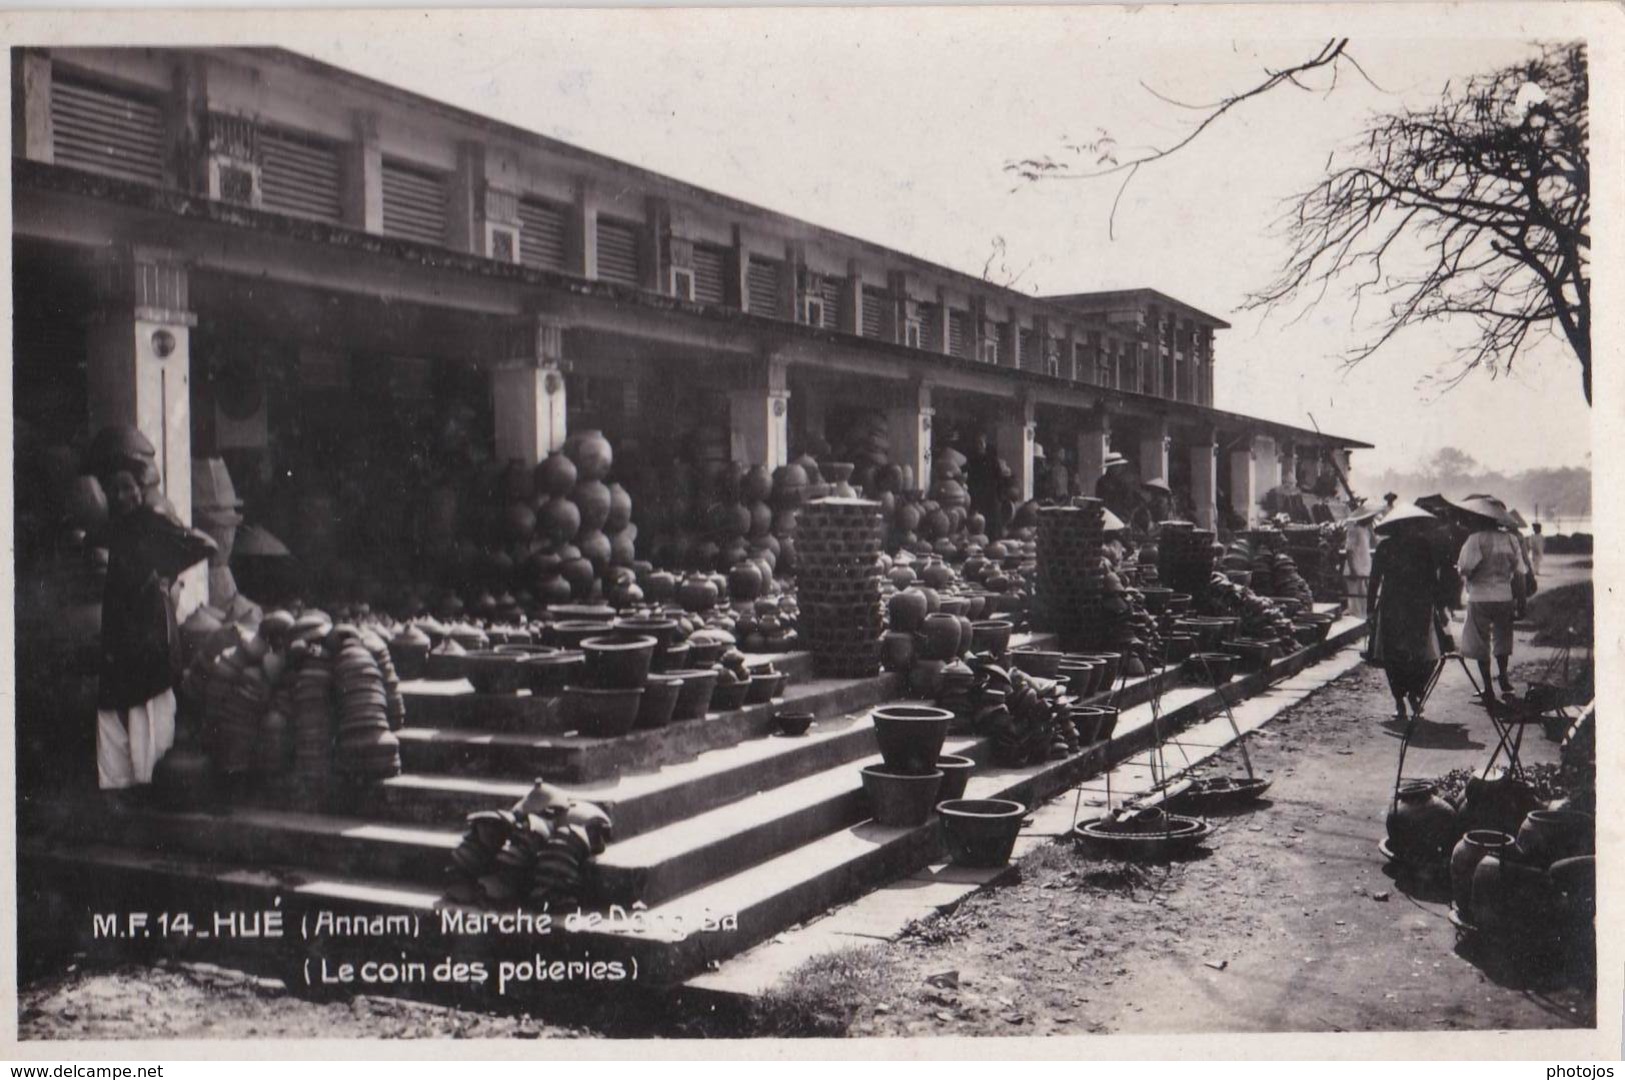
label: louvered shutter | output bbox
[50,75,165,185]
[596,217,642,286]
[691,244,728,305]
[747,257,782,317]
[861,286,887,338]
[948,309,968,357]
[1018,328,1037,371]
[518,197,568,271]
[917,302,941,352]
[381,160,447,245]
[259,128,343,222]
[818,278,842,329]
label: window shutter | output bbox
[917,302,941,352]
[818,277,842,329]
[691,244,728,304]
[381,160,447,245]
[947,309,969,358]
[518,197,568,271]
[861,286,886,338]
[596,217,642,286]
[747,257,782,316]
[50,75,164,185]
[1018,327,1037,371]
[259,128,343,222]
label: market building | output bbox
[14,47,1367,607]
[13,46,1374,987]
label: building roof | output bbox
[1043,288,1232,330]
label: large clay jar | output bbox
[880,630,917,673]
[871,704,953,774]
[915,613,964,661]
[1385,782,1457,867]
[151,743,217,812]
[1449,829,1515,915]
[569,430,614,482]
[1471,854,1557,933]
[1514,809,1595,869]
[888,589,929,633]
[1456,773,1541,838]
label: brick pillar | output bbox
[88,246,204,617]
[491,317,569,464]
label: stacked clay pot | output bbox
[798,498,886,678]
[1157,523,1218,601]
[332,632,401,779]
[1034,503,1105,638]
[289,654,335,786]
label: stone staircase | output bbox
[19,615,1366,994]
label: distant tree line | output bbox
[1352,448,1591,530]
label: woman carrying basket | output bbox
[1366,504,1453,723]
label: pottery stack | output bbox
[1033,502,1106,638]
[332,636,402,779]
[289,656,335,786]
[1157,522,1217,601]
[797,497,886,678]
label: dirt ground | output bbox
[842,644,1593,1037]
[17,628,1594,1041]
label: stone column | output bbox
[1189,429,1218,530]
[1279,441,1298,492]
[491,317,569,464]
[342,112,383,234]
[87,246,205,617]
[887,381,934,492]
[1138,416,1170,486]
[1229,437,1258,527]
[1252,434,1281,501]
[996,392,1037,502]
[729,356,791,469]
[14,49,53,162]
[1076,410,1111,492]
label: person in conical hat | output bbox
[1367,505,1452,721]
[1454,497,1526,702]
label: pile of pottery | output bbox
[1033,502,1106,638]
[939,653,1073,767]
[860,704,956,828]
[798,498,887,678]
[290,656,335,786]
[1157,522,1218,599]
[332,629,402,780]
[1281,524,1340,602]
[445,780,613,908]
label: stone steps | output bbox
[19,617,1366,994]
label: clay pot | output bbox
[935,754,976,801]
[1162,634,1196,665]
[1009,650,1061,679]
[1514,809,1595,869]
[1386,782,1458,867]
[1450,830,1515,915]
[463,650,528,695]
[710,678,750,712]
[666,668,719,720]
[1471,853,1559,933]
[613,616,684,646]
[1456,774,1542,837]
[880,631,917,673]
[549,619,615,651]
[915,613,964,661]
[525,651,584,694]
[652,641,691,674]
[1548,855,1596,930]
[563,686,644,738]
[580,635,657,689]
[569,430,614,482]
[860,766,943,828]
[888,589,929,633]
[1185,652,1236,686]
[871,704,953,773]
[635,674,684,729]
[537,452,578,497]
[746,671,788,704]
[1056,660,1100,698]
[1068,705,1108,744]
[937,798,1026,868]
[970,620,1013,659]
[775,710,814,736]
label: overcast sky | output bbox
[292,9,1592,482]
